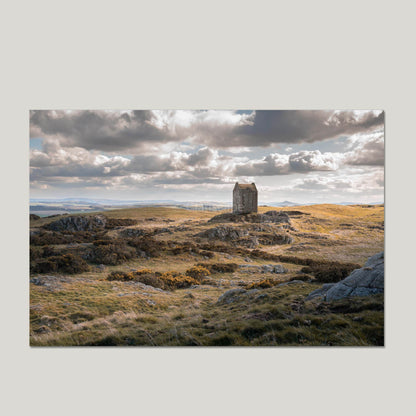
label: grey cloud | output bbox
[235,150,342,176]
[30,110,172,152]
[217,110,384,148]
[30,110,384,152]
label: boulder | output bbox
[45,215,107,232]
[195,226,249,241]
[217,288,247,304]
[238,264,287,274]
[209,210,291,226]
[120,228,148,238]
[306,252,384,301]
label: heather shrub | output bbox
[106,268,200,290]
[92,243,136,265]
[199,250,215,259]
[301,262,360,283]
[31,253,90,274]
[170,242,198,255]
[135,273,165,289]
[135,268,153,275]
[250,249,280,261]
[105,218,138,229]
[197,262,238,273]
[198,242,248,256]
[31,230,102,245]
[246,279,277,289]
[42,246,58,257]
[185,266,210,282]
[159,272,199,290]
[93,239,118,246]
[30,247,42,261]
[107,271,135,281]
[127,237,166,257]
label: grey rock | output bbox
[217,288,247,304]
[261,265,274,273]
[305,283,335,300]
[276,280,306,287]
[208,210,291,227]
[255,294,269,301]
[120,228,147,238]
[306,252,384,301]
[325,252,384,301]
[272,264,287,274]
[195,226,249,241]
[46,215,107,232]
[238,236,259,248]
[261,264,287,273]
[238,264,287,274]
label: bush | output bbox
[135,268,153,275]
[107,271,136,281]
[92,243,136,265]
[250,249,280,261]
[199,250,215,259]
[185,266,210,282]
[30,247,42,261]
[93,239,119,246]
[198,242,249,256]
[300,262,360,283]
[136,273,166,289]
[105,218,138,229]
[127,237,166,257]
[31,253,90,274]
[30,230,104,245]
[170,242,198,255]
[246,279,277,290]
[106,268,200,290]
[197,262,238,273]
[158,272,199,290]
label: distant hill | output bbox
[30,198,384,217]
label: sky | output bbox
[30,110,384,204]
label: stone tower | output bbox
[233,182,258,214]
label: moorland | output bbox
[29,204,384,346]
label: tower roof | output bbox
[234,182,257,191]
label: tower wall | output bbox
[233,184,258,214]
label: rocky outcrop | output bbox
[45,215,107,232]
[196,222,292,247]
[209,210,291,227]
[238,264,287,274]
[119,228,148,238]
[258,233,293,245]
[217,288,247,304]
[306,252,384,301]
[195,226,249,241]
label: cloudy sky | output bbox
[30,110,384,204]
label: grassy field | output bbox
[29,204,384,346]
